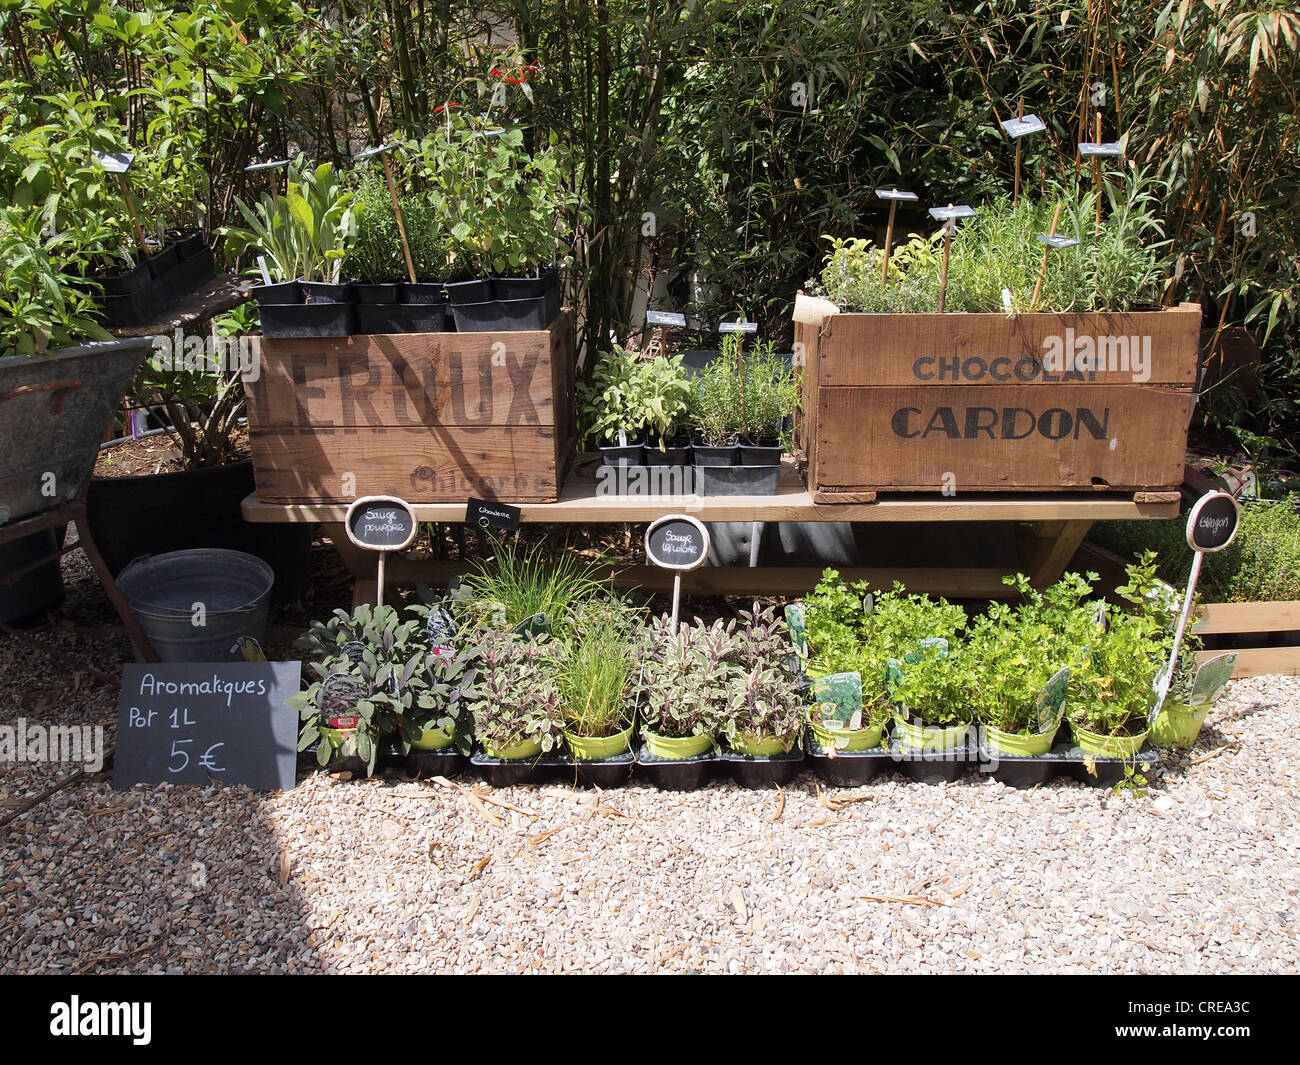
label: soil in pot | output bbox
[696,464,779,496]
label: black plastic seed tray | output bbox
[559,749,636,789]
[407,747,468,778]
[717,746,804,787]
[469,747,570,788]
[635,744,717,791]
[804,735,894,787]
[977,748,1071,788]
[890,742,978,784]
[1060,743,1160,787]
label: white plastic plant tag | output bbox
[1078,141,1124,157]
[718,320,758,333]
[874,188,919,201]
[1038,234,1080,249]
[928,205,976,221]
[646,309,687,327]
[1001,113,1046,138]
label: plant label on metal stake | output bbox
[928,205,975,313]
[1001,113,1046,138]
[245,158,290,207]
[345,495,417,608]
[645,514,709,635]
[1077,141,1124,158]
[95,150,148,254]
[718,320,758,334]
[646,309,687,328]
[1152,491,1241,719]
[874,188,918,283]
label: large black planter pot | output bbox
[691,442,738,467]
[739,441,784,466]
[645,442,692,466]
[300,280,353,304]
[95,259,153,297]
[174,230,207,261]
[86,458,311,602]
[0,527,64,625]
[146,243,181,279]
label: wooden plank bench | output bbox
[241,458,1179,606]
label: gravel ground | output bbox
[1,549,1297,974]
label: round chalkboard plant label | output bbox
[645,514,710,570]
[345,496,417,551]
[1186,491,1240,553]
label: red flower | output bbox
[433,102,461,114]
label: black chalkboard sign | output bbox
[645,514,709,570]
[345,496,417,551]
[467,497,521,531]
[1187,492,1240,553]
[112,662,302,790]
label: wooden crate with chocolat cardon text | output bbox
[794,303,1201,503]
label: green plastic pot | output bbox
[1150,701,1210,750]
[645,731,713,759]
[982,723,1054,757]
[410,724,455,751]
[808,717,885,752]
[893,714,970,751]
[483,736,543,760]
[730,731,798,757]
[564,724,633,760]
[1072,724,1149,758]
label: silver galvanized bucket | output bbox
[117,548,274,662]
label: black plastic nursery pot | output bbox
[804,734,894,787]
[598,442,646,467]
[0,527,65,625]
[695,463,780,496]
[739,441,784,466]
[166,245,216,299]
[442,278,493,304]
[718,745,805,787]
[98,284,171,329]
[145,242,181,279]
[635,744,716,791]
[493,265,559,301]
[300,280,353,304]
[645,438,692,466]
[691,442,738,467]
[470,747,568,788]
[258,300,353,338]
[174,230,207,260]
[1063,743,1160,787]
[95,259,153,297]
[355,282,401,304]
[253,280,301,305]
[450,288,560,332]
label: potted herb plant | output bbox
[635,616,734,758]
[556,600,639,759]
[576,347,693,468]
[722,606,805,755]
[229,156,358,337]
[467,629,564,764]
[1068,554,1167,757]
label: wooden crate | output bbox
[1193,600,1300,678]
[244,313,576,503]
[795,303,1201,503]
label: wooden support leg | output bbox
[1017,519,1093,590]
